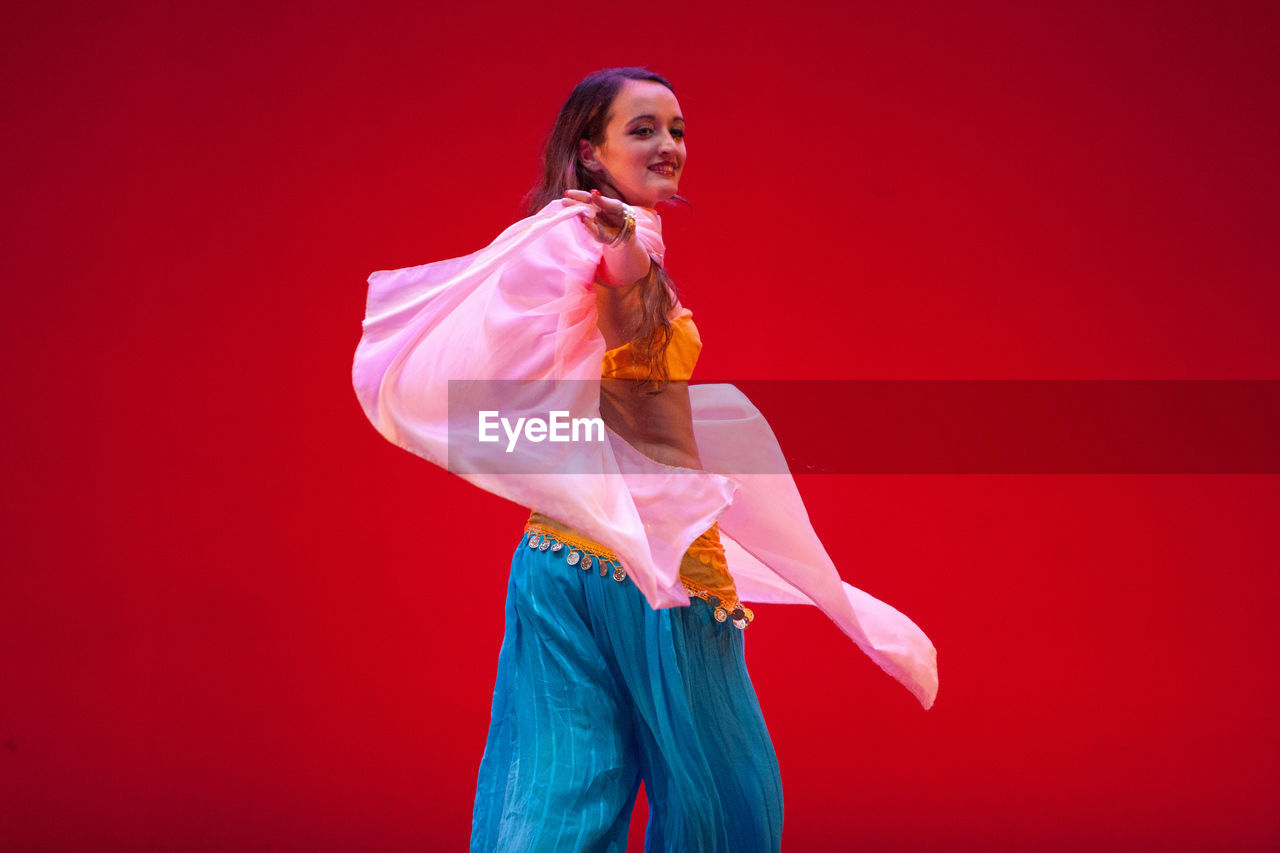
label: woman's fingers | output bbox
[563,190,603,222]
[564,189,605,210]
[588,190,624,219]
[563,191,622,244]
[563,189,623,220]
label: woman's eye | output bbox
[630,126,685,140]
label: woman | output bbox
[352,67,937,853]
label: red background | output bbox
[3,1,1278,850]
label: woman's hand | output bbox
[564,189,650,286]
[564,189,633,245]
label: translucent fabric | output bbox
[471,532,784,853]
[352,200,938,709]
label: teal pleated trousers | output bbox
[470,531,784,852]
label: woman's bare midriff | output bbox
[598,378,703,470]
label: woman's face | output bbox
[581,79,686,209]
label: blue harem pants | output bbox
[470,531,784,852]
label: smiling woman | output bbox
[352,66,937,853]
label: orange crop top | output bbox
[600,307,702,381]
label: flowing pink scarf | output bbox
[353,199,938,709]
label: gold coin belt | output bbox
[522,521,755,630]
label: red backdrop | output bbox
[3,1,1278,850]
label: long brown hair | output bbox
[527,67,682,390]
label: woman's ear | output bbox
[578,138,602,173]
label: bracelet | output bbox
[608,204,637,247]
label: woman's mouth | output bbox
[648,163,677,177]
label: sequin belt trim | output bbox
[522,520,756,630]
